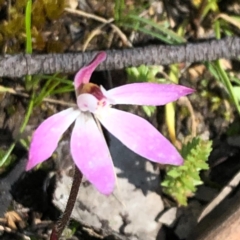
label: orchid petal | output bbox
[26,108,80,170]
[107,83,194,106]
[77,93,98,112]
[98,108,183,165]
[70,113,115,194]
[74,52,107,89]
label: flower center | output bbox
[76,83,111,113]
[78,83,105,101]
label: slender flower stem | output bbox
[50,165,82,239]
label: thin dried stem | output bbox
[4,89,77,107]
[65,8,132,47]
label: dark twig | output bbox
[50,165,82,239]
[0,37,239,77]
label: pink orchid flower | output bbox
[26,52,194,194]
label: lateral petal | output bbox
[107,83,194,105]
[98,108,183,165]
[74,52,107,89]
[26,108,80,170]
[70,113,115,194]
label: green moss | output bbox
[0,0,66,53]
[43,0,66,20]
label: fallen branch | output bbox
[187,169,240,240]
[0,37,239,78]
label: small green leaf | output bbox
[233,86,240,101]
[142,105,156,117]
[167,169,181,178]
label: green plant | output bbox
[161,137,212,206]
